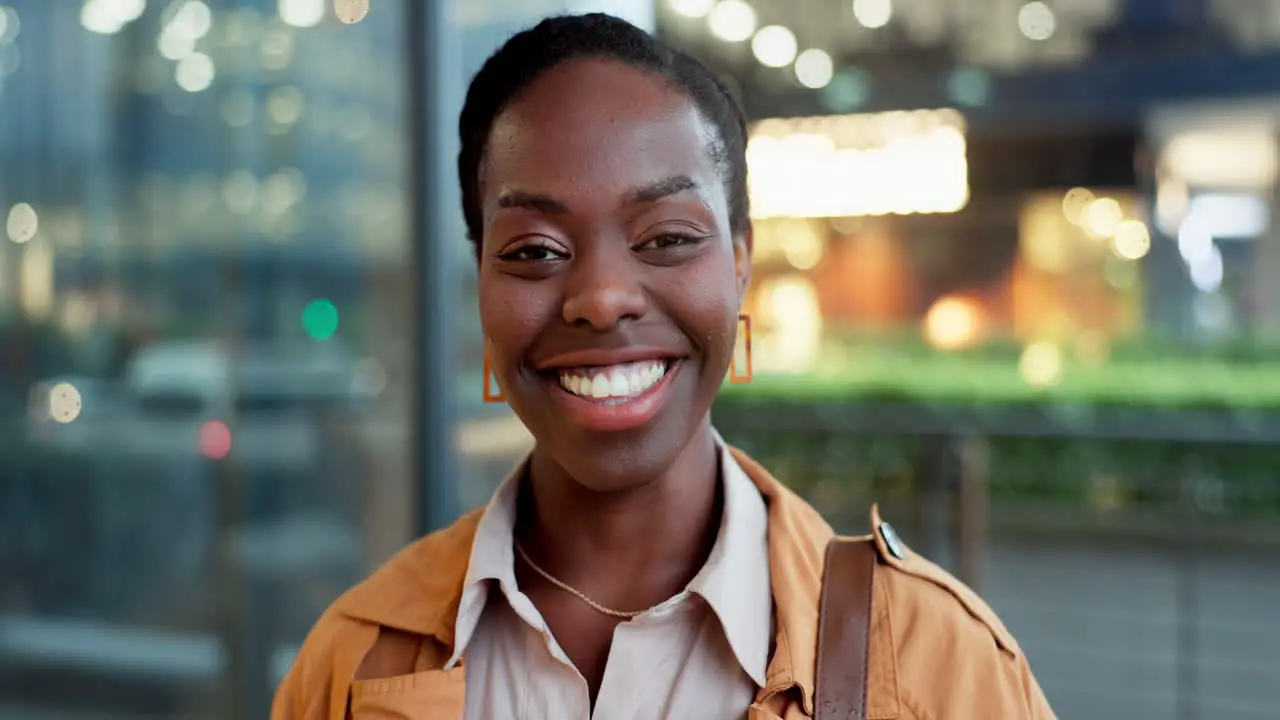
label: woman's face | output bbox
[477,58,751,491]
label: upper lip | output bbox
[535,347,683,371]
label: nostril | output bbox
[562,285,648,330]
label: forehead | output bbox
[482,58,722,207]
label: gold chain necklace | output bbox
[514,541,656,620]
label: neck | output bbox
[516,420,723,609]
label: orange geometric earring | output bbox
[483,346,506,402]
[729,314,752,383]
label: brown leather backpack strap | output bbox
[815,537,878,720]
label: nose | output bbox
[561,243,647,331]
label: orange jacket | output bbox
[272,447,1056,719]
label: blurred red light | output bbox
[199,420,232,460]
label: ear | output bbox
[732,222,753,307]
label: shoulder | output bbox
[272,604,378,719]
[868,512,1055,719]
[271,509,486,719]
[331,507,485,628]
[872,519,1020,658]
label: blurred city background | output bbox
[1,0,1278,718]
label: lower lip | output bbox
[546,362,679,433]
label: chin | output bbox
[510,361,714,492]
[542,427,692,494]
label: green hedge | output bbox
[713,350,1280,518]
[713,418,1280,518]
[719,349,1280,409]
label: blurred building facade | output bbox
[663,0,1280,374]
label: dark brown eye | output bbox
[500,244,567,262]
[639,233,702,251]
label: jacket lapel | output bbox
[326,509,483,720]
[333,508,484,642]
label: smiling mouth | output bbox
[552,359,672,404]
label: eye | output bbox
[498,242,568,263]
[636,233,704,251]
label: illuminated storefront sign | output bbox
[746,109,969,219]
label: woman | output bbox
[273,13,1055,720]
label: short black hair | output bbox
[457,12,749,254]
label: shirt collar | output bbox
[687,432,772,686]
[445,431,773,687]
[443,457,525,670]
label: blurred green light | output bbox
[947,67,992,107]
[303,299,339,340]
[821,68,869,113]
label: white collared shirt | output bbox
[445,435,773,719]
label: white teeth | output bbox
[558,360,668,401]
[590,375,610,398]
[609,373,630,396]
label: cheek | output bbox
[478,276,553,363]
[657,254,740,360]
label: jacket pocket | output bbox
[349,668,466,720]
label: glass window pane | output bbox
[0,2,413,717]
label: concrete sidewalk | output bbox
[984,535,1280,719]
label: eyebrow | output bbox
[496,191,568,214]
[624,175,699,205]
[495,175,699,215]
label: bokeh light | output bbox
[924,296,983,350]
[794,48,834,89]
[175,51,215,92]
[0,6,20,45]
[751,25,797,68]
[852,0,892,29]
[708,0,756,42]
[278,0,324,28]
[48,382,82,424]
[822,68,869,112]
[333,0,369,24]
[669,0,716,18]
[80,0,146,35]
[1061,187,1095,225]
[6,202,37,243]
[947,67,992,107]
[171,1,213,39]
[1018,1,1056,41]
[1085,197,1123,237]
[1111,220,1151,260]
[1019,342,1063,387]
[199,420,232,460]
[303,298,340,340]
